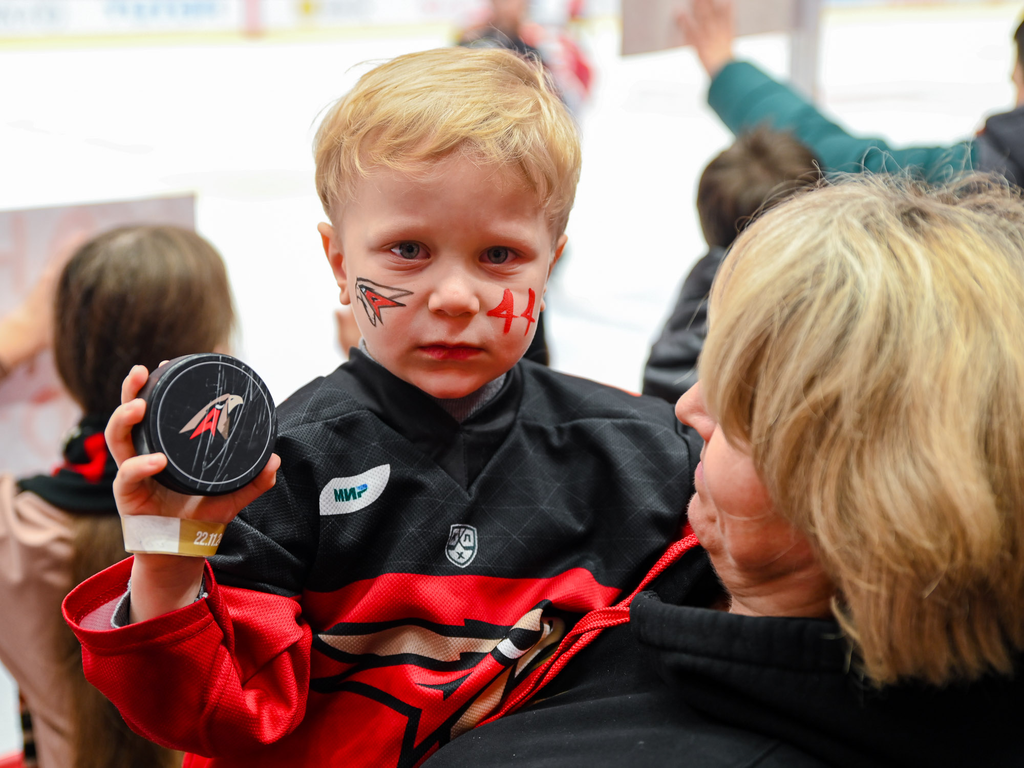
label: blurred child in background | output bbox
[643,127,821,403]
[0,225,233,768]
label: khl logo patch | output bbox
[446,524,478,568]
[319,464,391,515]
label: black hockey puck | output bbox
[132,353,277,496]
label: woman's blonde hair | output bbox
[313,47,581,238]
[701,174,1024,686]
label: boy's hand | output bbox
[677,0,736,78]
[106,363,281,622]
[107,364,281,525]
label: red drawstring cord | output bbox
[480,525,700,726]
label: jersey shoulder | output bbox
[518,360,681,427]
[274,365,364,434]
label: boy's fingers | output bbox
[114,453,167,498]
[121,365,150,405]
[105,398,146,466]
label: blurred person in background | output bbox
[0,226,233,768]
[642,127,821,403]
[458,0,592,116]
[680,0,1024,185]
[460,0,541,59]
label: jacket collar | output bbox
[334,350,522,489]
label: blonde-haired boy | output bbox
[65,48,700,768]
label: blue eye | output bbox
[391,242,421,259]
[484,247,510,264]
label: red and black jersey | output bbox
[64,353,701,767]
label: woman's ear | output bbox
[318,222,350,305]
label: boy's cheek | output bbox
[485,286,540,337]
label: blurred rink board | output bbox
[0,0,492,38]
[0,196,194,478]
[623,0,822,95]
[0,0,1001,40]
[0,0,612,40]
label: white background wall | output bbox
[0,0,1021,755]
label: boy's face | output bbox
[319,155,566,400]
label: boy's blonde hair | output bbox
[314,47,581,238]
[700,174,1024,687]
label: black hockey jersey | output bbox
[65,351,701,768]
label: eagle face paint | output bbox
[355,277,412,327]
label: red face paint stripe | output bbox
[520,288,537,336]
[486,289,517,334]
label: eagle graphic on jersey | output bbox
[355,278,413,327]
[179,393,244,440]
[311,602,568,767]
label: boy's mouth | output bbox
[420,344,483,361]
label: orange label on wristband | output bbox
[121,516,226,557]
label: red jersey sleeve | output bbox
[62,557,312,757]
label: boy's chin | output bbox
[411,370,505,400]
[419,379,489,400]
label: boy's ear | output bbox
[540,234,568,311]
[318,222,350,305]
[548,234,568,280]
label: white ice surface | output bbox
[0,0,1021,754]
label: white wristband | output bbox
[121,515,226,557]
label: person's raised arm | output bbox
[678,0,975,182]
[677,0,736,78]
[105,364,281,623]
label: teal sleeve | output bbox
[707,60,978,183]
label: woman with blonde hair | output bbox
[0,225,234,768]
[424,175,1024,767]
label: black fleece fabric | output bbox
[423,547,1024,768]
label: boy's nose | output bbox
[427,275,481,317]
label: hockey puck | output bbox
[132,353,277,496]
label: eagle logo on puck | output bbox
[179,394,244,440]
[355,278,413,327]
[446,524,478,567]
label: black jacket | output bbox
[642,247,726,404]
[976,104,1024,185]
[424,547,1024,767]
